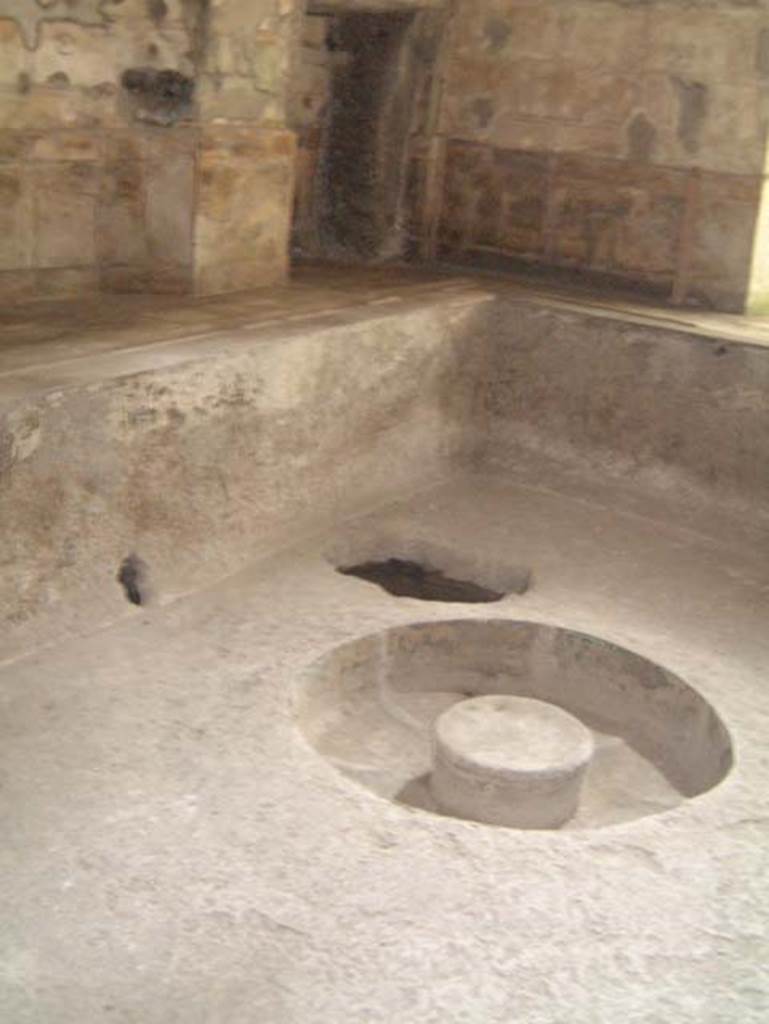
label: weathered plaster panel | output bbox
[0,0,199,301]
[0,0,119,50]
[438,0,769,308]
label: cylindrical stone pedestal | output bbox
[430,695,594,829]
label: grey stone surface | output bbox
[3,266,769,659]
[297,616,732,827]
[430,696,595,828]
[1,267,769,1019]
[477,289,769,521]
[1,471,768,1022]
[0,273,491,661]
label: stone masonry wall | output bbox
[0,0,297,302]
[4,1,766,307]
[438,0,769,311]
[192,0,297,294]
[0,0,196,301]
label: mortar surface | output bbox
[4,264,769,390]
[1,470,768,1022]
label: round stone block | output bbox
[429,695,594,829]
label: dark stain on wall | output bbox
[121,66,195,124]
[627,112,656,163]
[117,554,150,606]
[320,10,419,260]
[672,77,708,155]
[147,0,169,23]
[181,0,211,68]
[46,71,71,89]
[471,97,495,130]
[756,27,769,77]
[483,16,512,53]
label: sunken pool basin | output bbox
[297,619,733,830]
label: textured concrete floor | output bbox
[2,468,768,1023]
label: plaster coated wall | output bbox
[0,0,297,302]
[3,0,768,307]
[0,290,487,659]
[0,0,197,300]
[438,0,769,311]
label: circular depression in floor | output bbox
[296,620,733,830]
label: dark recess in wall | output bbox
[321,10,416,260]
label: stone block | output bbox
[558,1,649,72]
[35,266,100,297]
[453,59,639,137]
[34,21,119,87]
[0,88,111,162]
[440,142,547,260]
[643,74,767,176]
[505,60,560,122]
[697,83,767,177]
[28,129,102,163]
[549,156,686,283]
[544,65,640,125]
[302,13,329,49]
[32,9,193,86]
[646,6,762,84]
[199,124,295,161]
[489,115,553,155]
[145,129,195,271]
[100,264,151,292]
[148,264,193,294]
[195,74,285,124]
[194,126,294,295]
[289,52,332,131]
[0,269,36,302]
[554,121,625,161]
[194,256,286,295]
[440,53,506,140]
[490,148,547,255]
[206,0,282,35]
[104,123,144,165]
[196,160,292,275]
[0,164,32,270]
[689,171,760,311]
[96,160,147,268]
[439,141,488,254]
[204,30,285,84]
[31,162,99,268]
[0,266,99,301]
[451,3,560,62]
[0,20,29,88]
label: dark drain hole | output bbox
[117,554,149,606]
[338,558,506,604]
